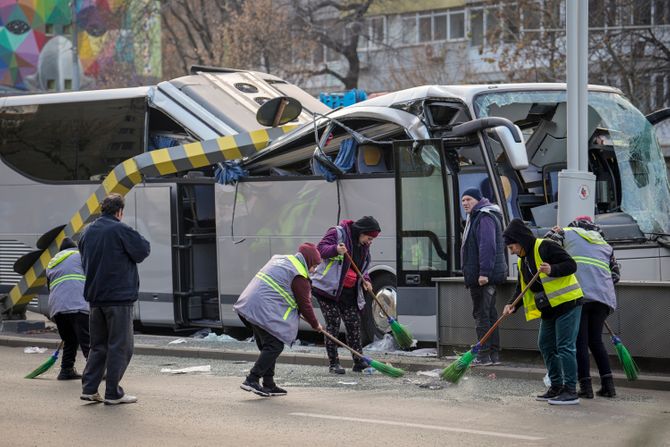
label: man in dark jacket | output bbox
[460,188,507,366]
[78,193,151,405]
[502,219,583,405]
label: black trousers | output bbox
[53,312,90,369]
[469,284,500,358]
[82,305,134,400]
[245,321,284,386]
[576,301,613,380]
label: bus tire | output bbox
[360,272,396,346]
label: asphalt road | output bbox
[2,345,669,447]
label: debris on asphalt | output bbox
[487,373,497,380]
[337,381,358,386]
[168,338,187,345]
[202,332,237,342]
[23,347,47,354]
[191,328,212,339]
[160,365,212,374]
[418,381,444,390]
[417,369,442,378]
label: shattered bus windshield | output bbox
[474,90,670,234]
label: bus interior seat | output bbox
[357,144,388,173]
[480,173,523,221]
[542,162,565,203]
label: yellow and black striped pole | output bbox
[4,125,296,312]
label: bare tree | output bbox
[480,0,669,112]
[292,0,376,89]
[222,0,300,76]
[161,0,244,79]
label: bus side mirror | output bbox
[494,125,528,170]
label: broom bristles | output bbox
[440,350,475,383]
[389,318,413,350]
[613,339,640,381]
[24,355,57,379]
[368,359,405,378]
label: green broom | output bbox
[319,328,405,378]
[441,270,541,384]
[604,321,639,381]
[25,341,64,379]
[344,252,414,350]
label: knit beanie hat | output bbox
[298,242,322,268]
[502,218,535,247]
[352,216,381,238]
[60,237,76,251]
[569,215,602,234]
[461,187,482,201]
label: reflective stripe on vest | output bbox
[47,249,78,269]
[518,238,583,321]
[254,255,306,320]
[50,273,86,289]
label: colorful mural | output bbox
[0,0,160,91]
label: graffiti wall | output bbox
[0,0,161,91]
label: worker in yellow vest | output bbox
[502,219,583,406]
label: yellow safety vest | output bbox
[518,239,583,321]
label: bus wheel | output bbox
[360,272,397,346]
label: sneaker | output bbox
[329,364,345,375]
[80,392,103,403]
[548,389,580,405]
[490,354,502,366]
[471,357,493,367]
[263,384,287,397]
[536,385,563,401]
[104,395,138,405]
[240,379,270,397]
[352,363,367,373]
[58,368,82,380]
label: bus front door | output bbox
[393,140,456,342]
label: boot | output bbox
[329,363,345,375]
[57,367,82,380]
[577,377,594,399]
[596,375,616,398]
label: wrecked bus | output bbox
[2,75,669,344]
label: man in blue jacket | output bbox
[460,188,507,366]
[78,193,151,405]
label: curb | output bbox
[1,334,668,392]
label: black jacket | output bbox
[79,214,151,305]
[503,219,581,319]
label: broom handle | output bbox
[299,315,366,360]
[320,325,366,360]
[343,251,392,320]
[603,320,615,337]
[478,270,541,347]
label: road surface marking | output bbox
[290,412,544,441]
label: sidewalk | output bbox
[1,323,668,392]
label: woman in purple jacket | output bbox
[312,216,381,374]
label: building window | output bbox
[418,14,432,42]
[654,0,670,25]
[434,13,447,41]
[470,8,484,46]
[449,10,465,39]
[402,14,417,44]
